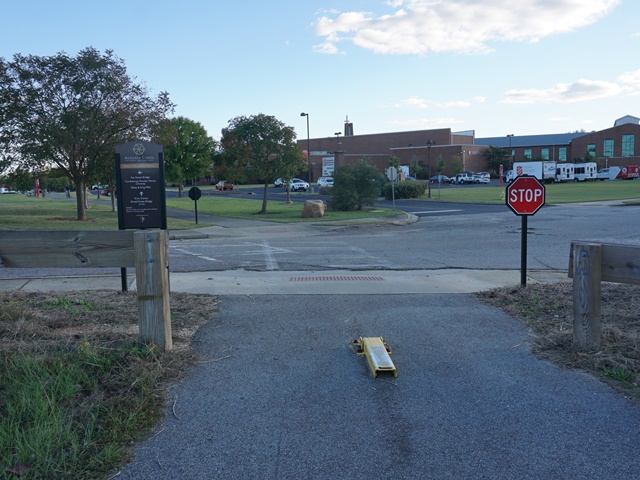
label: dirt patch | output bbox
[477,282,640,401]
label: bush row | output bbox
[382,181,426,200]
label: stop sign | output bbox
[506,175,545,215]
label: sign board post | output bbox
[386,166,398,210]
[115,141,167,291]
[506,175,545,287]
[188,186,202,224]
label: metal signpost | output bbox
[506,175,545,287]
[188,186,202,224]
[386,166,397,210]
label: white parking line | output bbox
[262,240,279,271]
[170,247,221,263]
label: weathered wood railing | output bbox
[568,241,640,349]
[0,230,172,351]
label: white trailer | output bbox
[555,163,575,182]
[573,162,598,181]
[505,161,557,183]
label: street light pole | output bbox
[300,113,311,185]
[426,139,435,199]
[334,132,342,164]
[507,134,514,163]
[506,134,514,185]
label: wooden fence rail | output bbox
[0,230,172,351]
[568,241,640,349]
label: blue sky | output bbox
[1,0,637,143]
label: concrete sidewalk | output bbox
[0,268,570,294]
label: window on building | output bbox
[541,148,549,160]
[586,143,596,159]
[558,147,567,161]
[524,148,532,159]
[622,134,635,156]
[603,139,614,157]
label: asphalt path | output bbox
[117,294,640,479]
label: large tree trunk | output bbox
[260,183,269,214]
[74,181,87,221]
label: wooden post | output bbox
[134,230,172,351]
[572,242,601,349]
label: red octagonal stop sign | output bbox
[506,175,545,215]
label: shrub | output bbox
[382,181,426,199]
[329,159,383,211]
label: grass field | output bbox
[165,194,398,223]
[420,179,640,203]
[1,179,638,230]
[0,194,199,231]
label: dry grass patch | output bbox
[477,282,640,401]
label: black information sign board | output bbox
[115,141,167,230]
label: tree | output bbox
[330,158,382,211]
[450,154,463,176]
[0,47,173,220]
[482,145,510,175]
[219,114,305,214]
[152,117,216,197]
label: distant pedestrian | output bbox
[65,186,71,198]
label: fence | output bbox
[0,230,172,351]
[568,241,640,349]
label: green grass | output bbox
[420,179,640,204]
[0,343,164,479]
[3,180,638,231]
[165,194,399,223]
[0,195,203,231]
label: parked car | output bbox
[453,172,477,184]
[274,178,284,187]
[403,176,416,181]
[429,175,453,184]
[473,172,490,184]
[215,181,233,190]
[317,176,334,187]
[289,179,309,192]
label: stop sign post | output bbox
[506,175,546,287]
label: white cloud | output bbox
[618,68,640,88]
[395,96,429,108]
[313,0,620,55]
[501,79,623,104]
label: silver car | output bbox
[317,177,334,187]
[289,179,310,192]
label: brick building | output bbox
[297,114,640,180]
